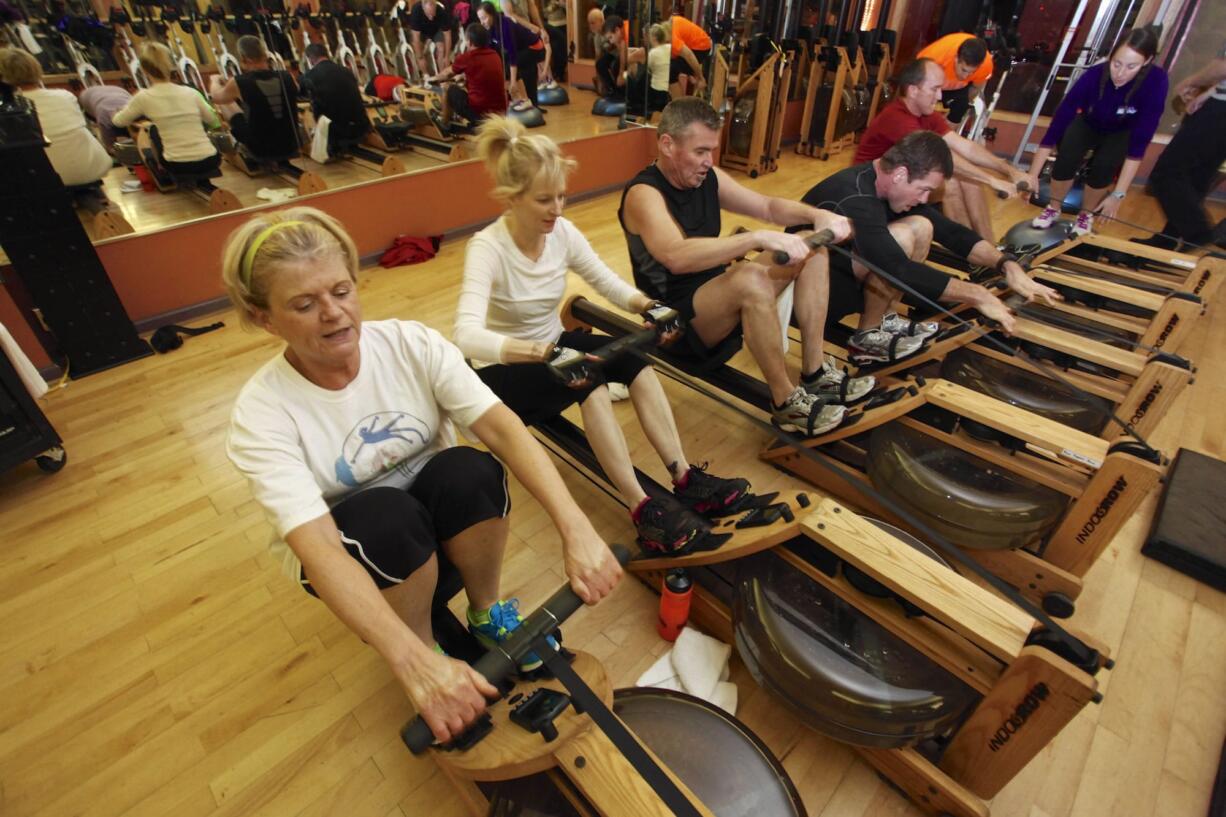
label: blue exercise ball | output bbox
[537,84,570,106]
[592,96,626,117]
[508,104,546,128]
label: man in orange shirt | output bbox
[917,32,992,124]
[668,15,711,97]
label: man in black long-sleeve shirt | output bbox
[798,131,1058,336]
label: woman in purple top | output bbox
[477,1,545,109]
[1028,27,1168,236]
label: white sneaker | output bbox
[1031,205,1060,229]
[771,387,846,436]
[848,328,925,364]
[1071,211,1093,237]
[879,311,939,341]
[802,357,876,404]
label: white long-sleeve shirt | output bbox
[23,88,113,186]
[112,82,219,162]
[454,215,641,364]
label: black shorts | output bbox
[669,48,710,83]
[446,83,479,122]
[300,447,509,594]
[659,270,747,364]
[476,329,651,425]
[1051,115,1131,188]
[826,251,866,324]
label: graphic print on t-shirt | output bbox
[334,411,432,487]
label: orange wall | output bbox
[2,126,658,373]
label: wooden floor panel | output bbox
[1,144,1223,817]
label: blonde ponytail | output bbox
[475,115,577,202]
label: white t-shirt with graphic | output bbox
[227,319,501,578]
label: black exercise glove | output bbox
[642,303,684,347]
[547,346,599,389]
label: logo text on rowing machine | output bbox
[1075,476,1128,544]
[1129,383,1162,426]
[1154,314,1179,348]
[1194,270,1209,295]
[988,683,1050,752]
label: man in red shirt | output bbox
[430,23,508,129]
[856,58,1029,239]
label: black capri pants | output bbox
[300,447,509,594]
[1050,116,1132,189]
[476,329,650,425]
[669,48,710,83]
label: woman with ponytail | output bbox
[223,207,621,747]
[455,116,752,556]
[1028,27,1168,236]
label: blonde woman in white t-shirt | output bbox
[223,207,621,747]
[111,42,222,178]
[0,47,112,187]
[456,116,752,557]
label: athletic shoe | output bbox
[1031,205,1060,229]
[802,357,876,404]
[771,387,846,436]
[848,328,925,364]
[879,311,939,341]
[673,462,751,515]
[1071,211,1093,237]
[468,599,558,673]
[633,496,710,555]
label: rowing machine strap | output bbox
[535,636,706,817]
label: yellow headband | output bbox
[241,220,307,287]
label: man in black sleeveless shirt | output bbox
[619,98,862,436]
[211,36,301,160]
[796,131,1060,337]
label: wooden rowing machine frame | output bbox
[223,148,329,196]
[718,51,790,179]
[130,122,242,213]
[561,296,1166,609]
[425,650,718,817]
[531,406,1107,817]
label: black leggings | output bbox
[517,46,545,106]
[1051,115,1131,189]
[1149,97,1226,244]
[300,447,509,594]
[476,330,651,425]
[546,23,567,81]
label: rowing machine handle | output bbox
[400,543,632,755]
[771,228,837,265]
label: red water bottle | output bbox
[657,569,693,642]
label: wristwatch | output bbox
[995,252,1019,274]
[1109,191,1126,200]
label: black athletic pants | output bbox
[475,330,650,425]
[1051,115,1131,189]
[1149,98,1226,244]
[300,447,509,594]
[517,47,545,106]
[596,51,619,97]
[546,23,568,81]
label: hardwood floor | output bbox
[0,146,1223,817]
